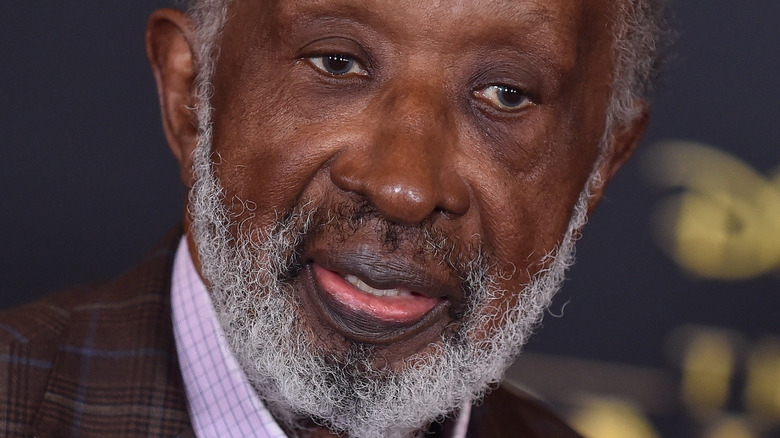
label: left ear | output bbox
[587,102,650,213]
[145,8,199,187]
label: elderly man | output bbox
[1,0,666,436]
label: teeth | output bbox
[344,274,411,297]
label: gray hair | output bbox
[180,0,671,132]
[607,0,671,131]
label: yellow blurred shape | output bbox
[745,339,780,419]
[705,417,756,438]
[570,398,660,438]
[646,141,780,279]
[681,330,735,413]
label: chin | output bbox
[187,136,585,436]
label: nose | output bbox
[330,85,470,225]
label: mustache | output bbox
[252,197,490,309]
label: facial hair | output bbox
[188,129,592,438]
[181,3,605,434]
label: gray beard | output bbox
[187,121,591,438]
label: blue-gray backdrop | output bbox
[2,1,778,436]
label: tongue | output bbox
[312,263,438,323]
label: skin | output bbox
[146,0,648,435]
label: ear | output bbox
[146,9,198,186]
[587,102,650,213]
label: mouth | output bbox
[303,248,461,344]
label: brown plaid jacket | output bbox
[0,228,580,438]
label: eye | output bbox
[474,85,534,112]
[307,54,368,77]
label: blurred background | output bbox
[1,1,778,436]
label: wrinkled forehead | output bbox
[222,0,618,69]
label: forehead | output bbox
[273,0,584,32]
[228,0,615,70]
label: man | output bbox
[1,0,667,436]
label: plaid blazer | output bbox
[0,228,580,438]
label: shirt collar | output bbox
[171,237,287,438]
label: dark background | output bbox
[2,1,779,435]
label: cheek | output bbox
[209,67,378,227]
[465,126,599,284]
[476,182,574,284]
[464,158,593,341]
[209,91,321,225]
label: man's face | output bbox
[151,0,641,434]
[201,0,615,358]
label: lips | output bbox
[303,245,462,344]
[313,263,439,322]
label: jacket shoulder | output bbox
[0,287,83,435]
[0,227,180,348]
[0,226,186,437]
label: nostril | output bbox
[437,174,470,218]
[434,206,461,220]
[440,194,469,218]
[330,155,366,194]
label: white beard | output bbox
[185,57,596,435]
[181,4,601,435]
[187,134,592,437]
